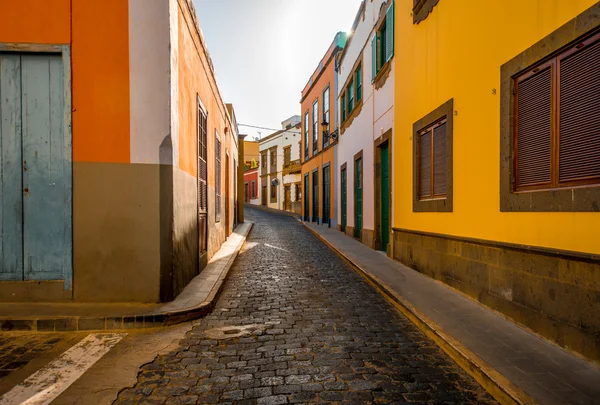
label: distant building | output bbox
[259,117,302,213]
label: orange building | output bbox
[301,33,347,226]
[0,0,240,303]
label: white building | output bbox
[259,116,303,213]
[336,0,395,252]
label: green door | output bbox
[354,158,362,239]
[380,143,390,252]
[341,168,347,232]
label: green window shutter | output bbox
[386,1,395,62]
[371,35,377,81]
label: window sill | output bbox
[373,61,392,90]
[413,0,439,24]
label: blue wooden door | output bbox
[0,55,24,281]
[0,53,72,283]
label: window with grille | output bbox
[513,30,600,192]
[312,100,319,155]
[197,97,208,253]
[304,111,309,160]
[323,86,330,147]
[418,119,447,200]
[215,135,222,222]
[270,148,277,171]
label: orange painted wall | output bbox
[177,3,230,179]
[0,0,71,44]
[0,0,130,164]
[301,52,337,220]
[72,0,130,163]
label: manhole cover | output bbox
[204,324,264,340]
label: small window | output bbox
[312,100,319,154]
[413,99,453,212]
[270,148,277,170]
[356,65,362,101]
[304,111,309,160]
[418,120,447,200]
[323,86,330,147]
[372,1,395,80]
[347,79,354,112]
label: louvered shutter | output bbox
[558,38,600,183]
[371,35,377,81]
[386,1,394,62]
[515,66,552,188]
[433,123,447,196]
[419,131,431,199]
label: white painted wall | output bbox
[336,0,394,232]
[129,0,172,165]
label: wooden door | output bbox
[341,168,347,232]
[354,158,363,239]
[380,143,390,251]
[312,171,319,223]
[304,174,309,221]
[262,185,267,205]
[225,153,230,233]
[0,53,72,282]
[322,166,330,224]
[284,186,291,211]
[198,100,208,256]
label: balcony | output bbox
[283,159,301,175]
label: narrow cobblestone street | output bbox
[115,207,497,405]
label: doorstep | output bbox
[0,222,253,332]
[303,221,600,405]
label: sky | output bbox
[193,0,363,141]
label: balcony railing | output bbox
[283,159,301,175]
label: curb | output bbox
[302,221,537,405]
[0,222,254,333]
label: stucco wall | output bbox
[393,0,600,255]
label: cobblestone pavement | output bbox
[115,208,497,404]
[0,333,62,380]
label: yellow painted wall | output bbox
[393,0,600,254]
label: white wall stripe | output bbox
[0,333,126,405]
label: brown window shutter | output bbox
[559,38,600,184]
[515,66,553,188]
[419,130,432,199]
[433,122,447,196]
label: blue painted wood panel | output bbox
[22,54,69,281]
[0,54,24,281]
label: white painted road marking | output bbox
[0,333,126,405]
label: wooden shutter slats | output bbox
[433,123,447,196]
[559,37,600,183]
[516,67,552,187]
[419,131,431,198]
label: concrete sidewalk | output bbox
[0,222,253,332]
[304,221,600,405]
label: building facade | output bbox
[301,32,347,226]
[259,117,302,213]
[0,0,239,303]
[393,0,600,361]
[243,139,260,205]
[336,0,395,251]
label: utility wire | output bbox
[239,123,301,137]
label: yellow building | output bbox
[393,0,600,361]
